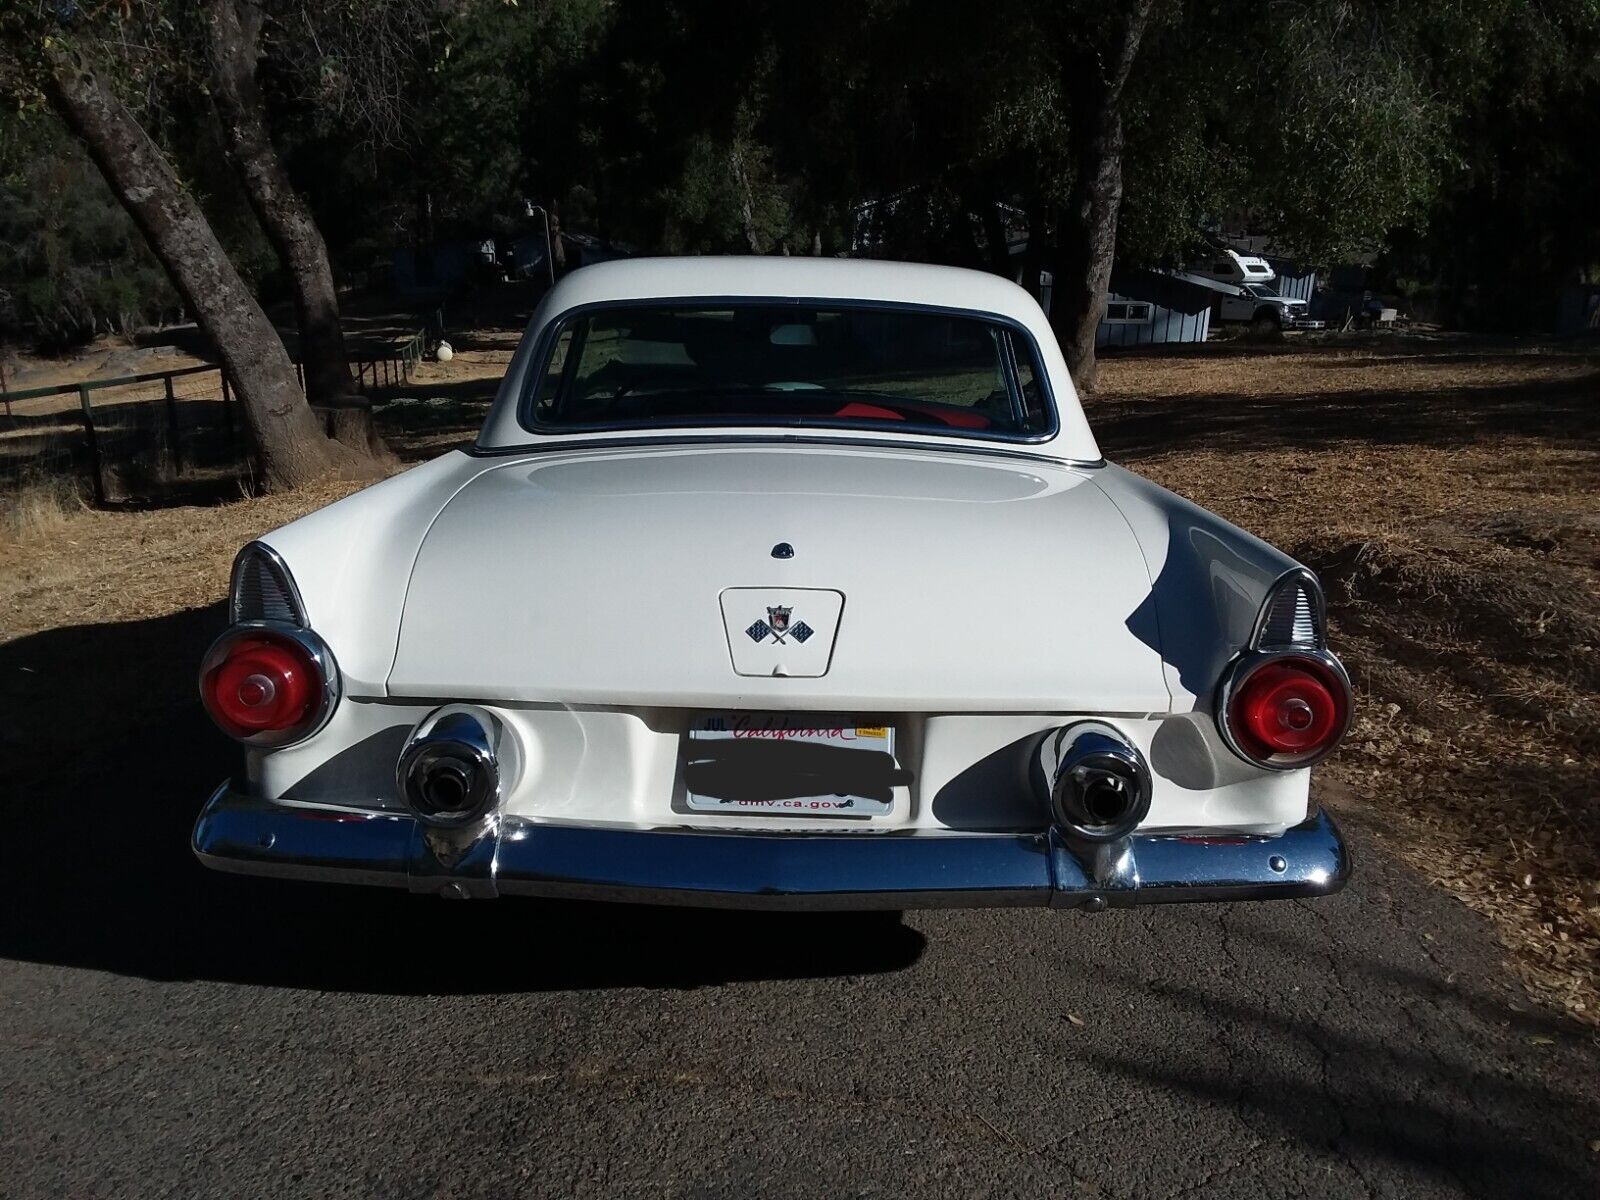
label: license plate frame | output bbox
[683,713,900,817]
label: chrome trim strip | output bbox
[193,784,1351,911]
[464,433,1107,470]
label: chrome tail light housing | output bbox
[201,543,339,747]
[1218,568,1352,770]
[200,623,339,747]
[229,542,307,625]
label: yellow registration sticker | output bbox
[855,726,888,740]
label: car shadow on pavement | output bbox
[0,606,925,993]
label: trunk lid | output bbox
[388,444,1171,712]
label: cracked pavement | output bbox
[2,611,1598,1198]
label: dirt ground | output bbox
[1,332,1595,1024]
[1090,336,1600,1023]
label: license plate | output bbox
[683,714,906,816]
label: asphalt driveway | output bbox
[1,610,1598,1199]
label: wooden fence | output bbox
[0,324,433,506]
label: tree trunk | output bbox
[43,45,362,491]
[730,145,764,254]
[548,205,569,275]
[1050,1,1157,393]
[415,191,436,286]
[204,0,379,456]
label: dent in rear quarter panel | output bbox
[1089,463,1300,710]
[251,450,492,696]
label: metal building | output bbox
[1264,257,1318,303]
[1096,268,1213,347]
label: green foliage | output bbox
[1227,4,1450,263]
[410,0,613,230]
[1380,0,1600,326]
[0,116,177,346]
[5,0,1599,341]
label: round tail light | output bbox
[1223,654,1350,769]
[200,626,337,746]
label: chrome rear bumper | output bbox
[192,784,1350,910]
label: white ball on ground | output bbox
[435,340,454,363]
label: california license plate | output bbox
[683,714,907,816]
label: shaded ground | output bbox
[1,334,1598,1198]
[1,600,1596,1198]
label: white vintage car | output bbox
[193,258,1352,910]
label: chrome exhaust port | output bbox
[397,706,504,827]
[1039,721,1153,843]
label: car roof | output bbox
[475,257,1101,462]
[538,256,1050,327]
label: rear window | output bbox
[524,303,1054,439]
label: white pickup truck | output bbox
[1217,282,1324,332]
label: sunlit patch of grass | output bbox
[0,473,84,543]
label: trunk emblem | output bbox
[747,606,814,645]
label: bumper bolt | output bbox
[1269,855,1287,873]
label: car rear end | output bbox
[191,260,1352,911]
[193,525,1352,910]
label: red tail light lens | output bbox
[200,628,333,745]
[1225,655,1349,768]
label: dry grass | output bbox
[1098,340,1599,402]
[0,480,364,644]
[1,333,1595,1025]
[0,341,509,642]
[0,473,84,542]
[1091,336,1600,1023]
